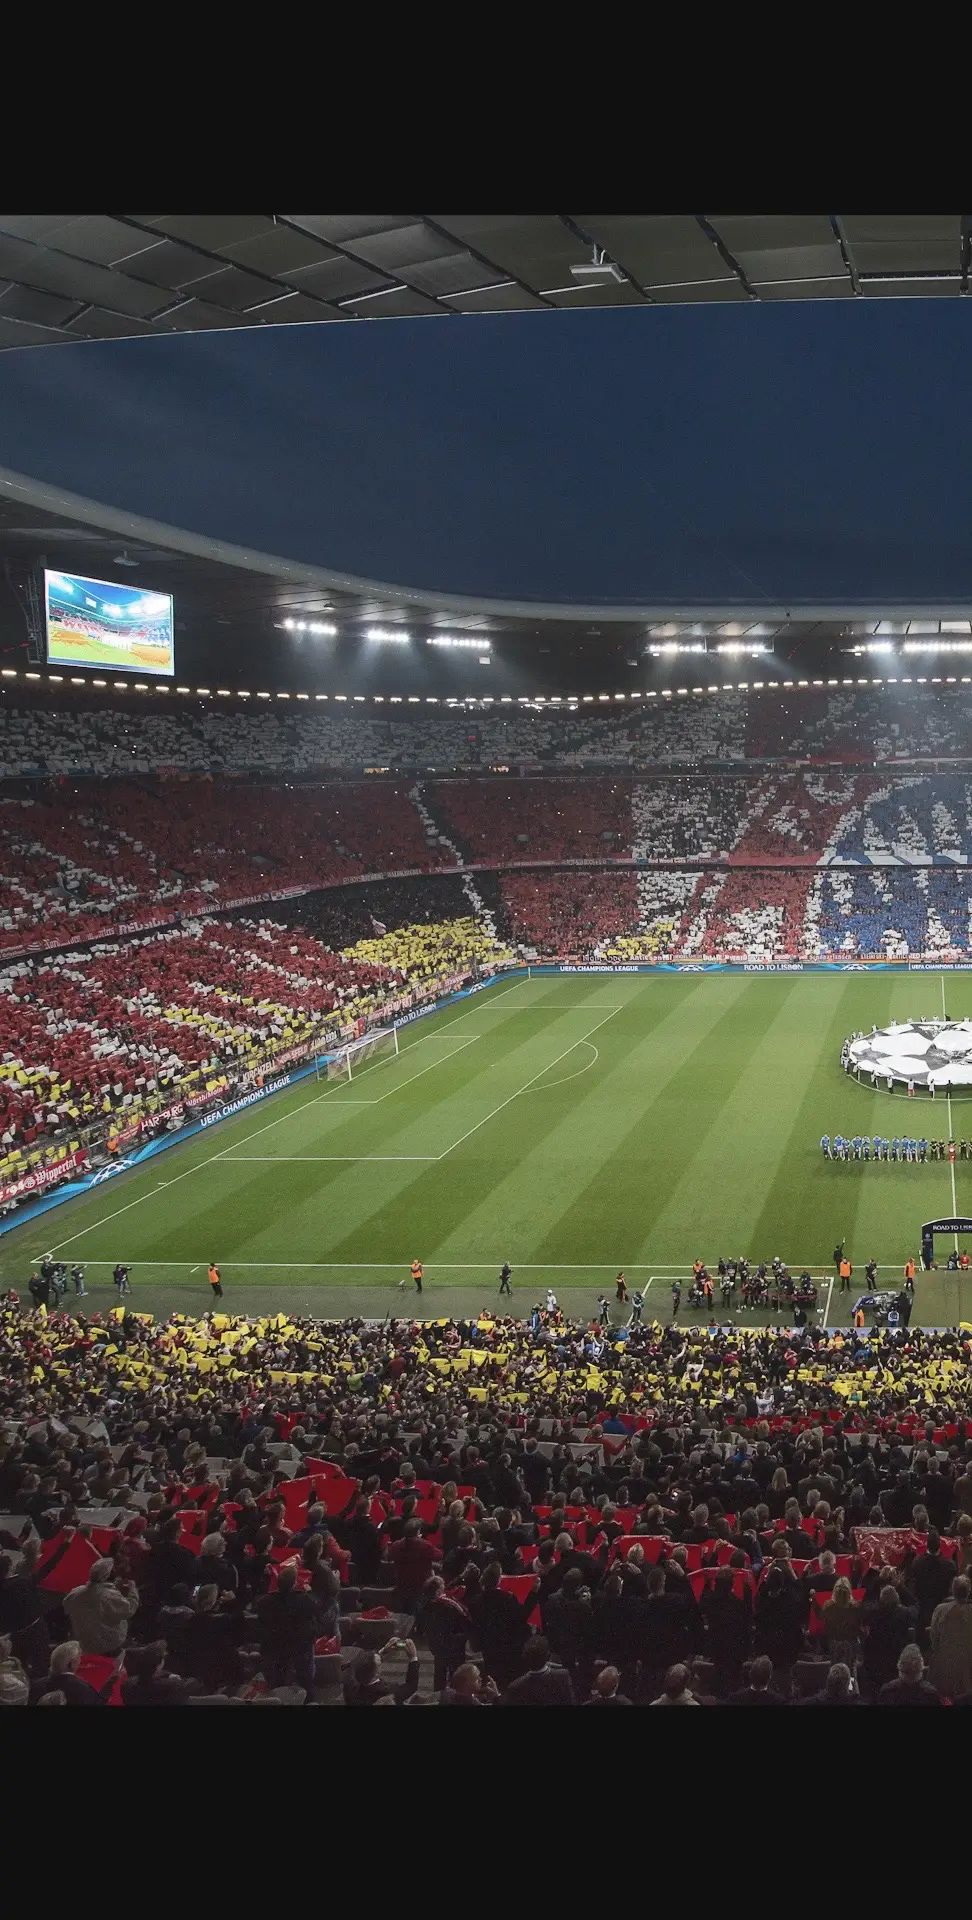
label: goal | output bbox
[315,1025,400,1082]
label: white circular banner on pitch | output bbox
[845,1019,972,1088]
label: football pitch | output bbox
[4,969,972,1326]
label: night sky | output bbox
[0,300,970,605]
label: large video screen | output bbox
[44,570,175,677]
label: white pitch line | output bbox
[334,1036,479,1105]
[435,1007,621,1158]
[27,1257,916,1271]
[41,981,536,1254]
[822,1275,834,1327]
[226,1155,439,1163]
[518,1041,599,1092]
[29,979,600,1256]
[62,1261,700,1271]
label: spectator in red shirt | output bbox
[389,1519,441,1610]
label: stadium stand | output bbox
[1,1303,971,1706]
[0,779,454,953]
[0,914,513,1192]
[10,688,972,1191]
[8,681,972,780]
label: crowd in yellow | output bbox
[343,917,514,983]
[4,1304,972,1431]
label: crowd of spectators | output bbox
[499,873,639,957]
[0,779,455,955]
[815,869,972,959]
[0,915,513,1183]
[6,765,972,972]
[0,690,748,779]
[8,682,972,785]
[2,1303,972,1705]
[427,778,633,866]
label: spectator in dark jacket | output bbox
[543,1567,595,1690]
[343,1638,420,1706]
[860,1583,917,1696]
[0,1553,48,1676]
[437,1661,499,1705]
[256,1566,321,1696]
[419,1577,470,1691]
[700,1569,752,1693]
[584,1665,631,1705]
[179,1585,245,1692]
[877,1644,943,1706]
[641,1567,699,1689]
[473,1561,533,1688]
[500,1636,574,1706]
[29,1640,113,1706]
[121,1641,190,1706]
[726,1653,786,1706]
[144,1520,198,1605]
[798,1661,863,1707]
[337,1500,383,1584]
[754,1566,805,1672]
[907,1532,957,1632]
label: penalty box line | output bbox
[227,1007,623,1165]
[41,990,618,1244]
[43,981,537,1253]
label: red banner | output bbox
[0,1146,89,1206]
[852,1526,923,1568]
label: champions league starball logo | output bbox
[844,1019,972,1090]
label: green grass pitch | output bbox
[4,970,972,1326]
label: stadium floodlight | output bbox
[903,640,972,653]
[647,642,706,655]
[427,635,491,650]
[366,627,410,643]
[570,246,625,284]
[282,618,337,636]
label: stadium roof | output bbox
[2,468,971,696]
[1,215,969,349]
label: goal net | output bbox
[315,1025,400,1082]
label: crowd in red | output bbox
[0,920,401,1152]
[0,781,450,956]
[430,779,632,866]
[500,872,639,956]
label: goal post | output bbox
[315,1025,400,1082]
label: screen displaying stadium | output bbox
[44,570,175,677]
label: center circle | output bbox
[844,1018,972,1092]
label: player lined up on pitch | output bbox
[821,1134,967,1163]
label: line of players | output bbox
[821,1134,971,1162]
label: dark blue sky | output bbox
[0,301,970,604]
